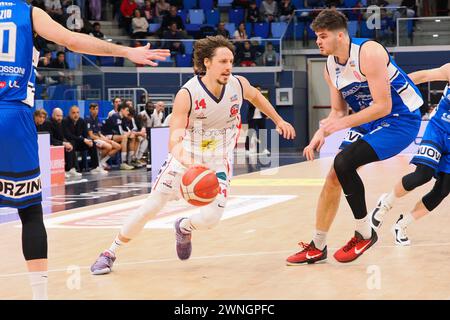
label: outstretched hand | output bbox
[275,120,296,140]
[303,130,325,161]
[127,43,171,66]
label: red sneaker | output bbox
[286,241,327,265]
[334,229,378,263]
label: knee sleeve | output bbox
[422,173,450,211]
[17,204,47,261]
[402,164,435,191]
[120,191,170,239]
[189,198,226,230]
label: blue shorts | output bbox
[410,120,450,174]
[0,103,42,208]
[339,112,421,160]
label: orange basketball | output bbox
[180,165,220,206]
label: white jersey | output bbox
[181,74,243,163]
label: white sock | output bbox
[398,213,415,228]
[29,271,48,300]
[179,218,194,233]
[121,152,127,163]
[108,236,124,255]
[355,217,372,239]
[312,230,327,250]
[100,155,110,166]
[128,151,135,163]
[384,190,397,207]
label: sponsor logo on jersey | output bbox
[344,130,363,143]
[195,111,207,120]
[0,65,26,76]
[442,112,450,123]
[0,176,42,199]
[162,180,173,189]
[416,145,441,162]
[8,80,19,88]
[353,71,362,81]
[230,94,238,102]
[0,2,15,7]
[349,60,356,68]
[230,104,239,117]
[0,81,6,88]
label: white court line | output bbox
[2,241,450,279]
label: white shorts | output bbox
[152,153,231,203]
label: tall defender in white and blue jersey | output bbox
[370,63,450,246]
[0,0,169,299]
[286,9,424,265]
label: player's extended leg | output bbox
[90,191,171,275]
[393,172,450,245]
[286,166,342,265]
[370,164,435,230]
[18,204,48,300]
[333,139,381,263]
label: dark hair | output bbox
[34,109,47,117]
[193,35,235,74]
[89,103,99,109]
[112,96,121,103]
[57,51,65,57]
[118,104,130,112]
[311,9,348,32]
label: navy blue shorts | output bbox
[0,103,42,208]
[411,120,450,174]
[339,112,421,160]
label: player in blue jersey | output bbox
[286,9,424,265]
[369,63,450,245]
[0,0,169,299]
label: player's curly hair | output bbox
[193,35,235,74]
[311,9,348,32]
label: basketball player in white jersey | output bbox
[369,63,450,245]
[90,35,296,275]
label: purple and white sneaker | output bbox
[90,251,116,275]
[175,218,192,260]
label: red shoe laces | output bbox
[297,242,313,253]
[343,237,359,252]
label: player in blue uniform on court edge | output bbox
[369,63,450,246]
[0,0,169,299]
[286,9,424,265]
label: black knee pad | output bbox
[402,164,435,191]
[422,173,450,212]
[18,204,48,260]
[333,151,349,176]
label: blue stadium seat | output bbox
[348,20,358,37]
[306,22,316,39]
[177,10,188,24]
[183,0,197,10]
[229,9,245,25]
[99,56,115,66]
[82,54,98,66]
[205,9,220,25]
[199,0,214,10]
[189,9,205,24]
[185,23,202,37]
[253,22,270,38]
[291,0,304,8]
[176,54,193,67]
[284,21,294,39]
[65,52,81,70]
[218,0,233,7]
[224,22,236,36]
[158,56,174,67]
[271,22,288,38]
[360,20,375,38]
[184,40,194,54]
[294,22,304,40]
[148,23,161,34]
[343,0,359,7]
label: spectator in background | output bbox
[108,97,123,118]
[245,85,270,155]
[233,0,251,9]
[127,107,148,167]
[161,5,185,33]
[45,0,64,24]
[34,109,50,132]
[233,21,248,40]
[48,51,73,83]
[32,0,46,10]
[278,0,295,22]
[260,0,278,23]
[143,0,155,22]
[90,22,106,39]
[101,104,136,170]
[86,103,121,170]
[169,0,183,9]
[237,41,257,66]
[139,101,156,128]
[63,106,107,174]
[155,0,171,22]
[36,51,58,85]
[50,108,80,177]
[246,1,260,23]
[120,0,138,34]
[132,9,149,38]
[262,41,279,66]
[162,22,186,56]
[90,0,102,20]
[215,22,231,39]
[152,101,166,127]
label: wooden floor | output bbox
[1,155,449,300]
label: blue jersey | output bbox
[0,1,38,107]
[430,84,450,134]
[326,38,423,117]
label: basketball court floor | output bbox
[1,153,449,300]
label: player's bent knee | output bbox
[17,204,48,260]
[402,164,434,191]
[333,152,350,176]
